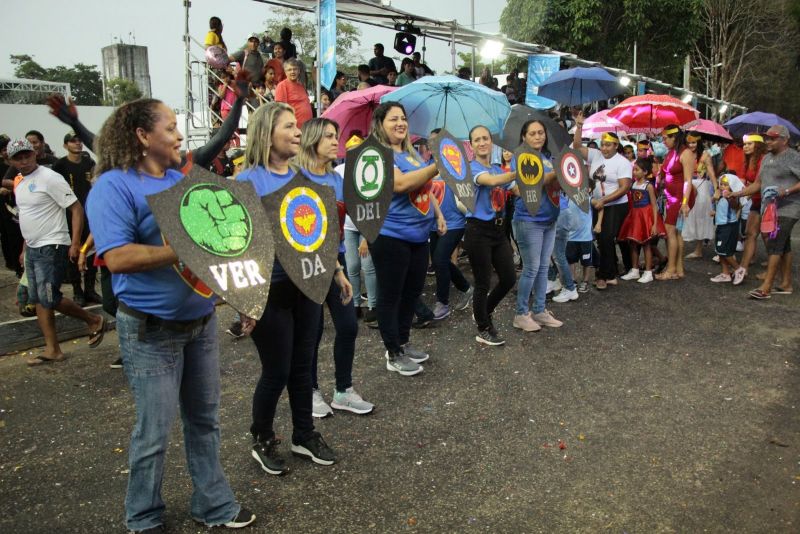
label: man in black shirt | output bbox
[368,43,396,85]
[52,132,99,305]
[0,135,23,276]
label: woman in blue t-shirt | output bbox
[368,102,445,377]
[512,120,564,332]
[237,103,349,474]
[86,99,254,531]
[464,125,518,346]
[296,118,374,417]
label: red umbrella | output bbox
[322,85,398,158]
[608,94,699,131]
[688,118,733,143]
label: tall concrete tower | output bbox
[101,43,152,98]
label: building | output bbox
[101,43,152,99]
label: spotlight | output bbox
[719,104,728,114]
[394,32,416,55]
[681,93,693,104]
[480,40,504,60]
[619,76,631,87]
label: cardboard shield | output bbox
[556,148,591,213]
[146,166,274,319]
[262,175,339,304]
[430,129,475,213]
[343,134,394,243]
[513,146,546,216]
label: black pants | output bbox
[0,204,23,275]
[596,203,631,280]
[369,234,428,353]
[312,254,358,392]
[429,229,470,304]
[250,280,321,443]
[464,218,516,331]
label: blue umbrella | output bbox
[724,112,800,140]
[537,67,625,106]
[380,75,511,139]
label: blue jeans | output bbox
[552,209,576,291]
[344,229,377,308]
[25,244,68,309]
[117,309,239,531]
[512,219,556,315]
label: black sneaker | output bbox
[85,291,103,305]
[363,308,378,328]
[110,357,123,369]
[223,508,256,529]
[291,432,336,465]
[411,316,433,329]
[476,328,505,346]
[251,437,288,475]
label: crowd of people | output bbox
[0,18,798,534]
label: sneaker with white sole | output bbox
[402,343,429,363]
[512,312,541,332]
[637,270,654,284]
[532,309,563,328]
[552,287,579,303]
[453,286,474,311]
[251,436,288,475]
[385,350,423,376]
[546,278,562,294]
[433,301,451,320]
[577,281,590,293]
[476,328,505,346]
[291,431,336,465]
[732,267,746,286]
[331,388,374,415]
[621,268,640,281]
[312,389,333,418]
[710,273,732,283]
[223,508,256,529]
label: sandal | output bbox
[748,288,771,300]
[655,272,680,281]
[772,287,793,295]
[88,316,107,348]
[27,354,66,366]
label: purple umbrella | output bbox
[724,112,800,140]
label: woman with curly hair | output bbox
[732,134,768,284]
[86,99,254,531]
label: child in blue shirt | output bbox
[710,173,743,283]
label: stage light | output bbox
[619,76,631,86]
[394,32,416,55]
[718,104,728,114]
[681,93,693,104]
[480,40,504,60]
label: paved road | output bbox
[0,248,798,533]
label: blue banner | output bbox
[525,54,559,109]
[320,0,336,90]
[637,81,646,96]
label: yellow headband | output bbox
[636,141,650,148]
[686,132,702,142]
[743,134,764,144]
[601,133,619,144]
[232,155,245,166]
[662,127,680,136]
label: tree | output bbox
[9,54,103,105]
[103,78,142,106]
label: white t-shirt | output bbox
[14,165,77,247]
[334,162,358,232]
[587,148,632,207]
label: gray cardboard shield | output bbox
[261,174,339,304]
[513,145,546,216]
[343,134,394,243]
[146,166,274,319]
[556,148,591,213]
[430,129,475,213]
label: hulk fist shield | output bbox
[179,184,252,257]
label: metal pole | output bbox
[470,0,475,80]
[450,24,456,73]
[633,41,637,75]
[316,0,322,115]
[183,0,191,143]
[682,55,690,89]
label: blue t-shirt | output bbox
[236,165,296,282]
[567,199,593,242]
[714,197,739,225]
[87,168,214,320]
[513,156,560,223]
[469,160,512,221]
[380,151,435,243]
[432,177,465,231]
[301,168,346,253]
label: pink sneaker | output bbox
[710,273,732,283]
[732,267,746,286]
[512,313,541,332]
[532,310,563,328]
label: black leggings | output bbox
[464,218,516,331]
[250,280,321,443]
[596,202,631,280]
[369,234,428,353]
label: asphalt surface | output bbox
[0,239,798,533]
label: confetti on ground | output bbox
[558,440,567,450]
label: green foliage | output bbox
[103,78,142,106]
[500,0,703,85]
[9,54,103,105]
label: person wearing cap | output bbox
[229,33,264,85]
[732,124,800,299]
[368,43,396,85]
[7,138,106,365]
[52,132,99,306]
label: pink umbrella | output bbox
[580,109,655,137]
[608,94,699,131]
[687,118,733,142]
[322,85,398,158]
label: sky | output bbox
[1,0,505,110]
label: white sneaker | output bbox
[331,387,374,415]
[552,287,578,303]
[637,271,654,284]
[546,279,562,294]
[621,268,640,281]
[312,389,333,418]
